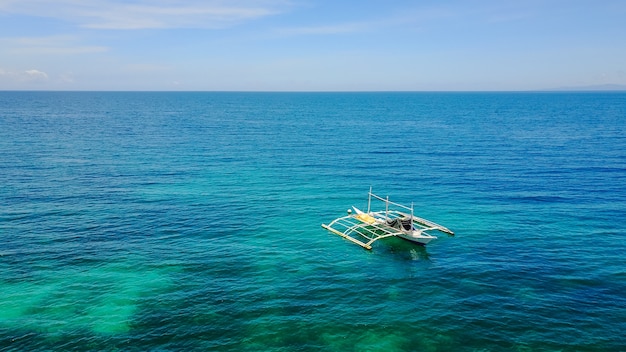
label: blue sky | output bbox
[1,0,625,91]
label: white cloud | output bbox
[0,68,49,83]
[24,69,49,80]
[0,0,289,30]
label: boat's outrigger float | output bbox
[322,188,454,250]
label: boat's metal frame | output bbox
[322,188,454,250]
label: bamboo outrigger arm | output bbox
[321,223,373,250]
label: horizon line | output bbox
[2,88,626,93]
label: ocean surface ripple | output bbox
[1,92,625,351]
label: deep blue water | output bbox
[1,91,625,351]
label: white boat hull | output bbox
[396,232,436,245]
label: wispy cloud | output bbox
[277,22,372,36]
[123,63,172,72]
[273,3,537,38]
[0,0,289,30]
[0,68,49,82]
[273,6,456,37]
[0,35,108,55]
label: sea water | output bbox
[1,91,625,351]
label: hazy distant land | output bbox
[546,84,626,91]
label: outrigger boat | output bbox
[322,188,454,250]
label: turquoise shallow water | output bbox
[1,92,625,351]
